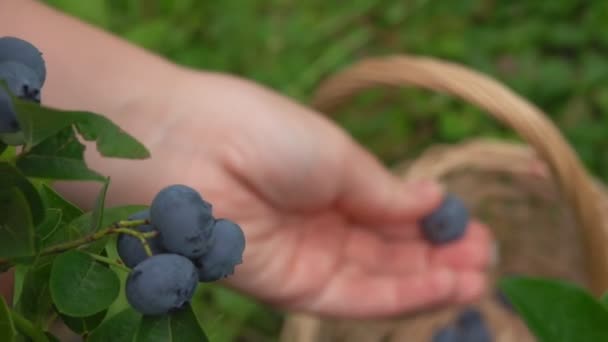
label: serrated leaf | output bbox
[60,310,107,335]
[75,114,150,158]
[16,127,104,181]
[499,276,608,342]
[0,187,36,258]
[91,178,110,232]
[11,97,149,159]
[0,162,44,225]
[15,259,54,326]
[0,297,16,342]
[50,251,120,317]
[134,305,208,342]
[87,308,142,342]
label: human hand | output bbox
[59,70,493,319]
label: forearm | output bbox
[0,0,182,118]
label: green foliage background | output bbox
[38,0,608,340]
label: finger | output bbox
[372,222,424,239]
[305,267,457,318]
[453,269,489,304]
[430,221,494,270]
[336,145,444,225]
[344,227,430,275]
[347,221,494,276]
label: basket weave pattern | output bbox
[279,55,608,341]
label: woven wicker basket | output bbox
[279,55,608,342]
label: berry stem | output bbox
[0,219,158,267]
[86,252,130,272]
[111,228,154,257]
[10,309,49,342]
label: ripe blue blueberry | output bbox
[196,219,246,282]
[0,61,43,144]
[0,61,42,103]
[419,193,469,244]
[0,36,46,84]
[116,209,165,268]
[432,325,460,342]
[125,254,199,316]
[456,308,492,342]
[150,184,214,258]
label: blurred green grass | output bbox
[40,0,608,340]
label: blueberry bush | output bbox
[0,36,248,341]
[8,0,608,340]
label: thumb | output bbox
[336,145,444,225]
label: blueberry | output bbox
[125,254,199,316]
[196,219,245,282]
[0,36,46,84]
[456,308,492,342]
[117,209,165,268]
[0,61,42,141]
[432,325,460,342]
[0,61,42,103]
[150,184,214,258]
[419,193,469,244]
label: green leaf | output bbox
[35,209,62,247]
[69,205,149,238]
[0,142,6,156]
[0,162,44,225]
[15,259,54,327]
[50,251,120,317]
[60,310,107,335]
[43,205,146,255]
[134,305,208,342]
[0,144,13,161]
[44,332,60,342]
[0,187,36,258]
[74,114,150,159]
[499,276,608,342]
[38,184,84,248]
[91,178,110,233]
[11,96,149,159]
[40,184,83,222]
[88,308,142,342]
[16,127,104,181]
[0,297,16,342]
[602,291,608,308]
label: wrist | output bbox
[0,0,185,121]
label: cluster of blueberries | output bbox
[0,36,46,144]
[118,184,246,315]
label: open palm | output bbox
[64,72,492,319]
